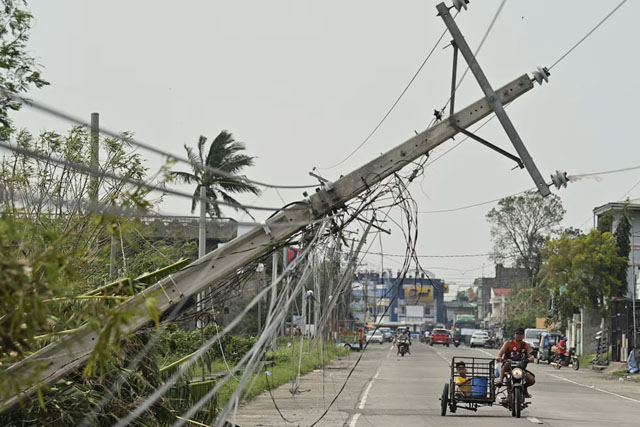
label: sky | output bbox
[11,0,640,294]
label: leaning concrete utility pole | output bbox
[0,2,559,412]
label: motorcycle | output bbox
[552,347,579,370]
[484,337,501,349]
[453,336,461,347]
[497,358,531,418]
[398,339,410,357]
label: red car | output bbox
[429,329,451,347]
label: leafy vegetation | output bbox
[486,191,565,285]
[170,131,260,218]
[0,0,49,139]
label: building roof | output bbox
[593,199,640,216]
[492,288,512,297]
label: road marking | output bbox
[546,373,640,404]
[527,416,543,424]
[348,346,391,427]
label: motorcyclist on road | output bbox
[396,328,412,355]
[495,327,536,398]
[556,336,568,363]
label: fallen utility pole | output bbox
[1,19,549,412]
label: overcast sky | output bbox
[13,0,639,292]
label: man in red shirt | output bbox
[495,328,536,397]
[556,336,568,364]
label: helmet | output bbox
[562,336,567,341]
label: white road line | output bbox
[527,416,543,424]
[348,413,361,427]
[546,372,640,404]
[348,346,391,427]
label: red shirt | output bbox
[557,339,567,355]
[506,340,527,360]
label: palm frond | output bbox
[170,171,198,185]
[197,135,208,162]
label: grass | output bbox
[214,338,349,409]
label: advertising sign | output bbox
[404,284,433,302]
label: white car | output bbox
[365,330,384,344]
[470,331,489,348]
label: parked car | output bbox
[470,331,489,348]
[365,329,384,344]
[429,328,450,346]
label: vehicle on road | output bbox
[378,327,393,342]
[440,357,496,416]
[500,358,531,418]
[453,336,461,347]
[536,332,562,364]
[484,336,502,349]
[430,329,450,347]
[470,331,489,348]
[365,329,384,344]
[336,320,364,351]
[420,330,430,343]
[397,338,410,357]
[524,328,548,359]
[552,347,579,370]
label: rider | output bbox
[556,336,568,364]
[396,328,412,355]
[495,327,536,398]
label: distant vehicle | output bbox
[470,331,489,348]
[430,328,450,346]
[524,328,548,357]
[420,330,430,343]
[336,320,364,351]
[411,331,420,340]
[378,327,393,342]
[366,329,384,344]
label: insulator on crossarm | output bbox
[550,170,569,190]
[532,66,551,85]
[452,0,469,12]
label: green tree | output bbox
[0,0,49,138]
[539,229,626,320]
[171,131,260,218]
[613,203,631,297]
[486,191,565,285]
[503,284,548,335]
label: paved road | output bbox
[232,341,640,426]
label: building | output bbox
[353,270,447,329]
[488,288,511,327]
[593,199,640,299]
[474,264,529,327]
[585,200,640,360]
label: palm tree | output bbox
[171,131,260,218]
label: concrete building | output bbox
[474,264,529,327]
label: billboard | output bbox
[404,284,433,302]
[406,305,424,318]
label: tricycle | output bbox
[536,332,562,364]
[440,356,531,418]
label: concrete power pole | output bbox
[2,4,556,403]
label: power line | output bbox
[549,0,628,70]
[367,251,490,258]
[318,15,456,171]
[0,140,307,213]
[0,87,318,190]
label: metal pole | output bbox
[633,233,637,351]
[436,2,550,197]
[198,185,206,381]
[90,112,99,202]
[269,251,278,349]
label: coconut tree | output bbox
[171,131,260,218]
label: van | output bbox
[524,328,548,353]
